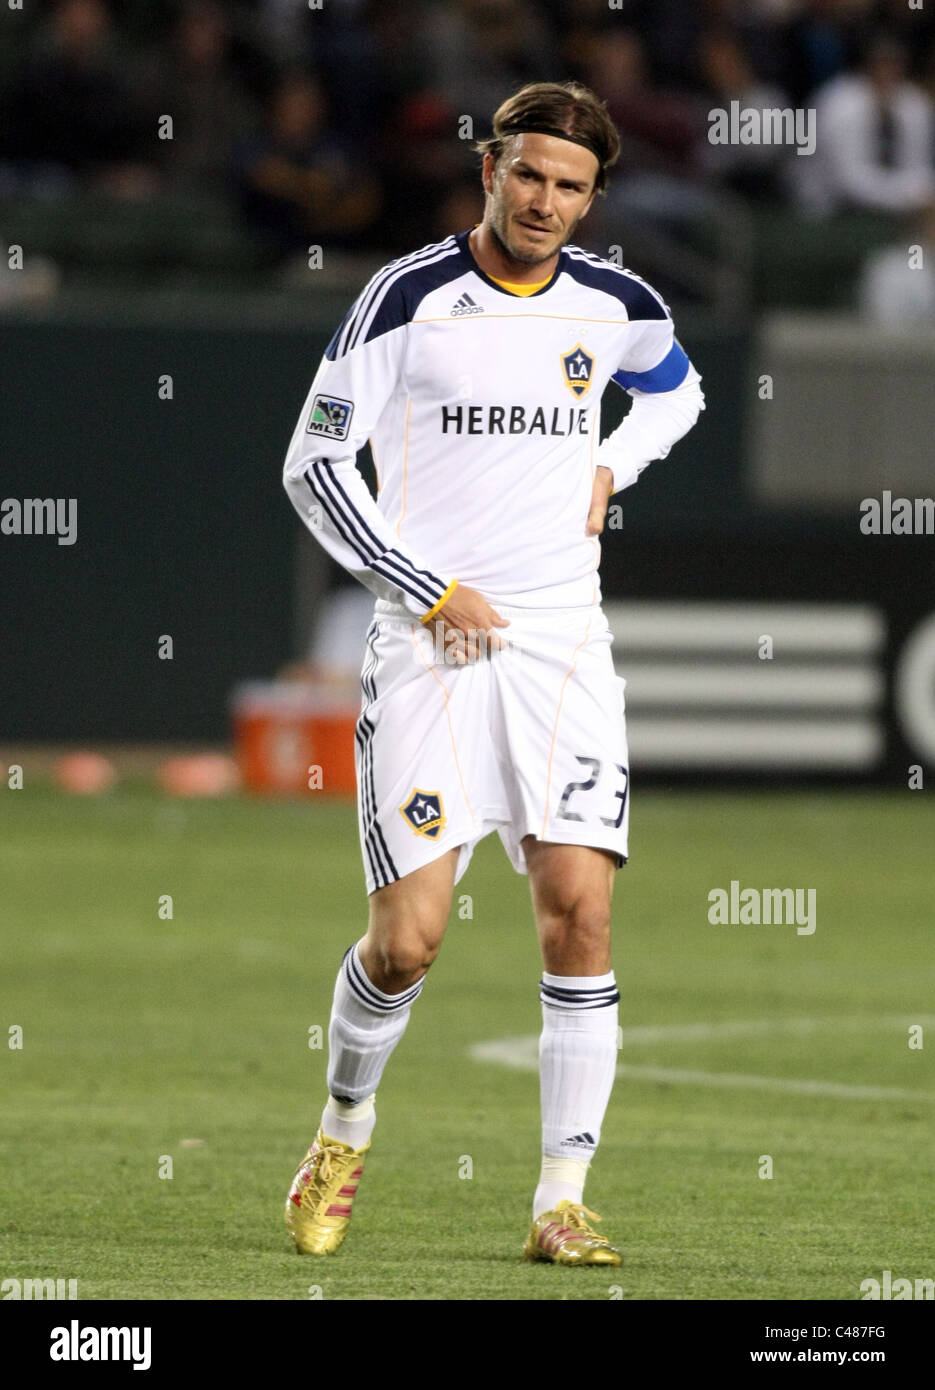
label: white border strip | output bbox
[470,1019,935,1103]
[604,601,884,655]
[628,719,883,767]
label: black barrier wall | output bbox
[1,309,318,740]
[599,526,935,783]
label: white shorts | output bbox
[354,603,630,894]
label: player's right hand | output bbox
[430,583,510,665]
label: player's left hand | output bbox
[585,466,614,536]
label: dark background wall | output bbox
[0,303,746,741]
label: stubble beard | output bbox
[488,203,575,269]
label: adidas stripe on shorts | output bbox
[355,601,630,893]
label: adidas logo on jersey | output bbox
[561,1132,596,1150]
[450,293,484,317]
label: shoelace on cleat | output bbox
[553,1203,611,1246]
[561,1202,600,1228]
[296,1143,355,1210]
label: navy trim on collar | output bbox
[456,228,564,298]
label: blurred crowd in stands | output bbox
[1,0,934,312]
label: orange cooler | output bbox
[232,681,359,796]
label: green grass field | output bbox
[1,785,932,1301]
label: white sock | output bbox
[321,1093,376,1149]
[320,942,424,1143]
[534,970,619,1219]
[534,1156,591,1218]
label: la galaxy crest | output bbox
[399,788,446,840]
[561,344,594,398]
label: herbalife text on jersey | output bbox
[708,101,816,155]
[440,403,589,437]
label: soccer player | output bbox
[282,81,704,1265]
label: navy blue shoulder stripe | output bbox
[562,247,669,321]
[326,238,464,360]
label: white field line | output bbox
[469,1017,935,1103]
[617,1015,935,1045]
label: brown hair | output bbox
[475,81,620,194]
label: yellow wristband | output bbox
[420,579,459,624]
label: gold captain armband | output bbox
[420,579,459,624]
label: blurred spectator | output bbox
[262,0,427,147]
[857,201,935,323]
[422,0,558,122]
[234,71,380,262]
[431,179,485,242]
[4,0,934,299]
[575,27,711,247]
[778,0,871,105]
[0,232,61,304]
[864,0,935,54]
[794,31,935,216]
[255,0,318,65]
[140,2,259,195]
[371,88,476,253]
[329,0,433,145]
[578,28,700,174]
[633,0,789,97]
[0,0,155,195]
[921,34,935,113]
[697,27,793,200]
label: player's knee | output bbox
[363,931,440,992]
[538,896,611,957]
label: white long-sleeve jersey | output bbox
[283,229,704,616]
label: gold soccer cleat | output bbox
[285,1129,369,1255]
[523,1199,623,1267]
